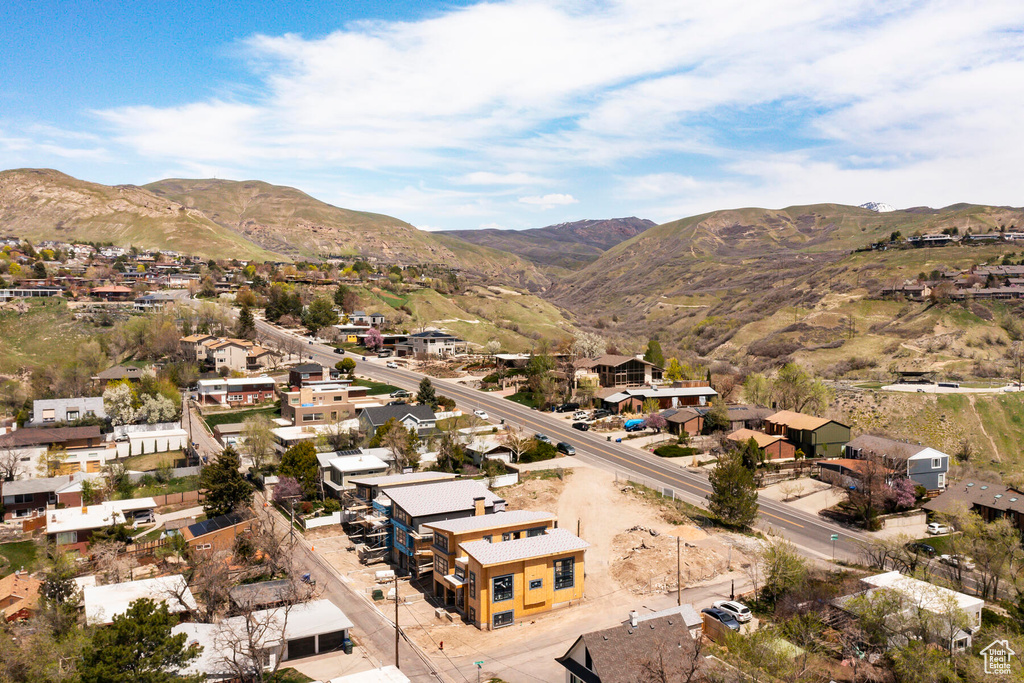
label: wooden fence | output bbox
[151,490,204,507]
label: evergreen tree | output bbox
[738,436,762,471]
[303,297,339,335]
[701,401,731,434]
[416,377,437,407]
[235,304,255,339]
[80,598,203,683]
[643,339,665,368]
[279,441,319,498]
[199,447,252,518]
[707,450,759,528]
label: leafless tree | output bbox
[500,425,534,464]
[242,415,275,472]
[91,540,138,585]
[0,445,24,481]
[188,550,235,623]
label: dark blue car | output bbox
[702,606,740,631]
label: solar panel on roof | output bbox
[187,511,245,538]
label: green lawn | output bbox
[914,533,956,554]
[202,404,281,430]
[133,475,201,497]
[0,541,39,577]
[121,450,187,472]
[352,377,401,395]
[505,391,542,408]
[268,669,315,683]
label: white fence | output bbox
[435,410,463,420]
[488,472,519,488]
[302,511,346,530]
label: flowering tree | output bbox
[885,477,917,510]
[644,413,668,433]
[364,327,384,352]
[103,382,137,426]
[272,476,303,505]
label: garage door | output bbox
[287,636,316,660]
[318,630,346,653]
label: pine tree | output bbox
[279,441,319,498]
[416,377,437,407]
[199,447,253,518]
[643,339,665,368]
[707,450,759,528]
[80,598,203,683]
[236,304,255,339]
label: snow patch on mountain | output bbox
[860,201,896,213]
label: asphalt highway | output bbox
[256,319,868,562]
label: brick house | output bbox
[197,377,277,407]
[726,428,797,461]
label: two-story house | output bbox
[0,473,95,521]
[288,363,339,387]
[424,510,557,612]
[844,434,949,491]
[196,377,277,407]
[359,404,437,437]
[383,480,504,576]
[575,354,663,388]
[317,451,390,498]
[923,480,1024,533]
[460,528,588,630]
[349,311,386,328]
[394,331,468,358]
[764,410,851,459]
[280,383,373,426]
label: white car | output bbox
[571,410,590,421]
[939,554,975,571]
[385,361,398,369]
[926,522,952,535]
[474,409,490,420]
[712,600,752,623]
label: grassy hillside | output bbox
[0,298,103,374]
[0,169,280,260]
[440,217,655,272]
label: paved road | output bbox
[255,319,869,562]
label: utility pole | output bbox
[394,575,400,669]
[676,535,681,606]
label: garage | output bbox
[318,629,347,653]
[287,635,317,659]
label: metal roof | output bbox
[460,527,588,566]
[385,479,502,519]
[423,510,555,535]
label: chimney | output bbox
[473,496,485,516]
[629,610,638,627]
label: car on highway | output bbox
[907,542,936,557]
[556,442,576,456]
[571,422,590,431]
[385,361,398,369]
[473,409,490,420]
[334,347,344,354]
[534,433,553,444]
[701,607,740,631]
[939,554,975,571]
[712,600,752,623]
[926,522,952,535]
[390,389,411,398]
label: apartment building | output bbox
[424,510,557,612]
[279,382,373,426]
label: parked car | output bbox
[534,433,553,444]
[624,419,646,432]
[377,350,392,358]
[554,403,580,413]
[390,389,411,398]
[712,600,752,623]
[571,410,589,421]
[701,607,740,631]
[592,409,611,419]
[473,409,490,420]
[133,510,155,524]
[385,361,398,369]
[926,522,952,535]
[939,554,976,571]
[907,542,936,558]
[571,422,590,431]
[333,347,344,354]
[556,442,576,456]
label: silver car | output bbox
[712,600,752,623]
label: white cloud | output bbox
[518,193,578,208]
[451,171,547,186]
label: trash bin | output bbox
[343,639,353,655]
[372,589,384,601]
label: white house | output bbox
[84,574,197,626]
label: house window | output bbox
[932,458,941,469]
[492,610,514,628]
[56,531,77,545]
[469,571,476,599]
[66,410,79,421]
[482,535,492,543]
[14,509,29,518]
[492,575,513,602]
[554,558,574,590]
[11,494,33,505]
[42,409,55,423]
[502,532,511,541]
[227,394,243,402]
[529,578,543,590]
[468,607,476,624]
[938,472,946,488]
[396,529,407,547]
[527,527,546,537]
[434,534,449,554]
[434,555,449,576]
[291,397,299,405]
[455,566,465,581]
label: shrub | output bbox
[654,445,700,458]
[322,498,341,514]
[520,442,557,463]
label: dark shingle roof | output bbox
[845,434,928,458]
[923,480,1024,516]
[556,614,698,683]
[0,426,103,447]
[360,404,436,428]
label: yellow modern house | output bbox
[424,511,588,630]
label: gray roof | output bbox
[633,604,703,629]
[94,365,144,380]
[229,579,295,608]
[923,480,1024,516]
[385,479,502,519]
[360,404,436,428]
[556,614,697,683]
[845,434,928,458]
[424,510,555,535]
[1,474,77,496]
[0,426,103,447]
[460,528,588,565]
[349,471,456,488]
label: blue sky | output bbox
[3,1,1024,231]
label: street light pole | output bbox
[394,575,400,669]
[676,535,681,606]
